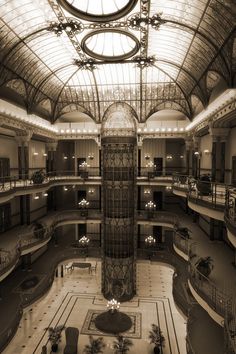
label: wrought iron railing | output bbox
[137,210,179,227]
[172,173,190,191]
[225,186,236,228]
[188,180,226,210]
[173,232,190,256]
[0,246,20,277]
[189,261,231,319]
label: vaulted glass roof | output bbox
[0,0,235,123]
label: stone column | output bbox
[17,144,23,180]
[23,142,29,180]
[75,225,79,241]
[211,137,217,182]
[185,138,193,175]
[209,127,229,182]
[46,140,58,175]
[193,136,200,179]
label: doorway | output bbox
[153,226,162,244]
[77,190,86,203]
[232,156,236,185]
[153,191,163,210]
[77,157,86,176]
[0,158,10,182]
[153,157,163,176]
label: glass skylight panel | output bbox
[148,26,193,68]
[95,64,138,86]
[55,66,78,82]
[67,69,94,87]
[150,0,206,27]
[146,66,172,84]
[0,0,56,38]
[67,0,129,15]
[84,31,137,57]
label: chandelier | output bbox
[145,235,156,245]
[107,298,120,313]
[79,235,90,246]
[78,198,90,208]
[145,201,156,211]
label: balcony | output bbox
[225,187,236,248]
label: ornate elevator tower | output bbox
[101,104,137,301]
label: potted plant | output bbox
[83,335,105,354]
[113,335,133,354]
[45,324,65,352]
[195,256,214,277]
[149,324,165,354]
[31,169,45,184]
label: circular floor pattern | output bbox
[95,310,132,334]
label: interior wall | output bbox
[165,139,185,172]
[29,140,47,173]
[55,141,75,172]
[30,193,47,222]
[141,139,166,168]
[225,127,236,184]
[75,139,99,172]
[0,134,18,176]
[199,134,212,174]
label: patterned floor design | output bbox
[81,309,142,338]
[3,260,186,354]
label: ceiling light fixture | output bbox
[48,19,83,37]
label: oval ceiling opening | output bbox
[81,29,140,61]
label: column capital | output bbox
[15,130,33,146]
[209,127,229,142]
[193,136,200,150]
[46,139,58,151]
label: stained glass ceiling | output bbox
[0,0,235,123]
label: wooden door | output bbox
[232,156,236,185]
[153,157,163,176]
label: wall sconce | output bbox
[144,153,150,160]
[88,153,94,160]
[166,155,173,160]
[43,153,47,157]
[180,155,184,159]
[88,188,95,195]
[194,151,200,156]
[144,188,151,195]
[43,192,48,197]
[166,186,172,191]
[146,161,155,168]
[203,149,211,155]
[34,195,39,200]
[72,155,75,159]
[63,156,68,160]
[33,152,39,156]
[64,186,68,191]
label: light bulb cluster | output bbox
[78,235,90,245]
[145,201,156,211]
[59,128,98,134]
[138,127,186,133]
[107,299,120,312]
[145,235,156,244]
[78,198,89,208]
[79,161,90,169]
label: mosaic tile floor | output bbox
[3,259,186,354]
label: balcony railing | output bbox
[173,232,190,256]
[225,187,236,228]
[0,246,20,278]
[189,261,231,319]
